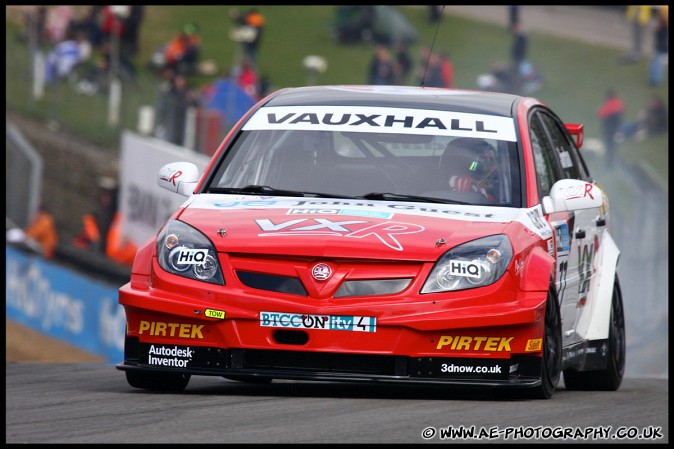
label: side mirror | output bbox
[541,179,603,214]
[158,162,200,196]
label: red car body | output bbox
[117,86,624,398]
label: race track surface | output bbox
[6,363,668,444]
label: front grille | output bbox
[236,271,308,296]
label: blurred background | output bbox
[5,6,668,377]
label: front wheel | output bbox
[529,285,562,399]
[563,275,625,391]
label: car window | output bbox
[528,112,561,198]
[536,110,583,180]
[208,128,521,207]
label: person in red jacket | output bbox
[597,89,625,167]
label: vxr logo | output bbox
[255,218,424,251]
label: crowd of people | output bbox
[32,5,145,91]
[597,89,668,167]
[366,43,453,88]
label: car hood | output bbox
[176,195,535,261]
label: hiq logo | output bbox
[175,248,209,265]
[447,260,482,278]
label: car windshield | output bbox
[208,114,521,207]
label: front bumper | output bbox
[117,267,548,387]
[117,340,544,388]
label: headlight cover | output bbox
[421,235,513,293]
[156,220,224,285]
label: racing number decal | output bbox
[577,235,599,307]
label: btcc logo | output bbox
[139,320,204,339]
[436,335,514,352]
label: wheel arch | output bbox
[518,245,556,292]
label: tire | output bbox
[563,275,625,391]
[223,375,273,384]
[528,285,562,399]
[126,370,191,392]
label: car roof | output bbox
[263,85,521,117]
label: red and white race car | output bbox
[117,85,625,399]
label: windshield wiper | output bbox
[208,185,352,199]
[358,192,468,205]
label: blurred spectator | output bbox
[236,58,260,100]
[510,20,528,92]
[476,61,514,93]
[648,6,668,87]
[368,44,396,85]
[155,72,201,145]
[620,5,653,64]
[105,212,137,266]
[121,5,145,59]
[334,6,374,45]
[46,5,74,44]
[67,6,103,48]
[72,214,101,250]
[597,89,625,167]
[420,51,444,88]
[44,29,88,84]
[99,5,126,46]
[23,205,59,259]
[161,23,202,75]
[508,5,520,34]
[75,53,111,95]
[439,51,454,88]
[230,8,265,67]
[393,41,412,84]
[428,5,442,23]
[617,94,668,142]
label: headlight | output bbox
[156,220,225,285]
[421,235,513,293]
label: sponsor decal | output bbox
[204,309,225,319]
[436,336,514,352]
[440,362,502,375]
[560,183,595,200]
[190,195,508,222]
[242,106,518,142]
[576,235,599,307]
[138,320,205,339]
[255,218,424,251]
[413,357,509,379]
[445,260,483,278]
[158,167,183,186]
[287,207,394,219]
[553,221,571,254]
[173,248,209,265]
[147,344,193,368]
[526,339,543,351]
[260,311,376,332]
[522,206,553,239]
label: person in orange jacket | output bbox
[105,212,137,266]
[24,205,59,258]
[71,213,101,250]
[163,23,201,74]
